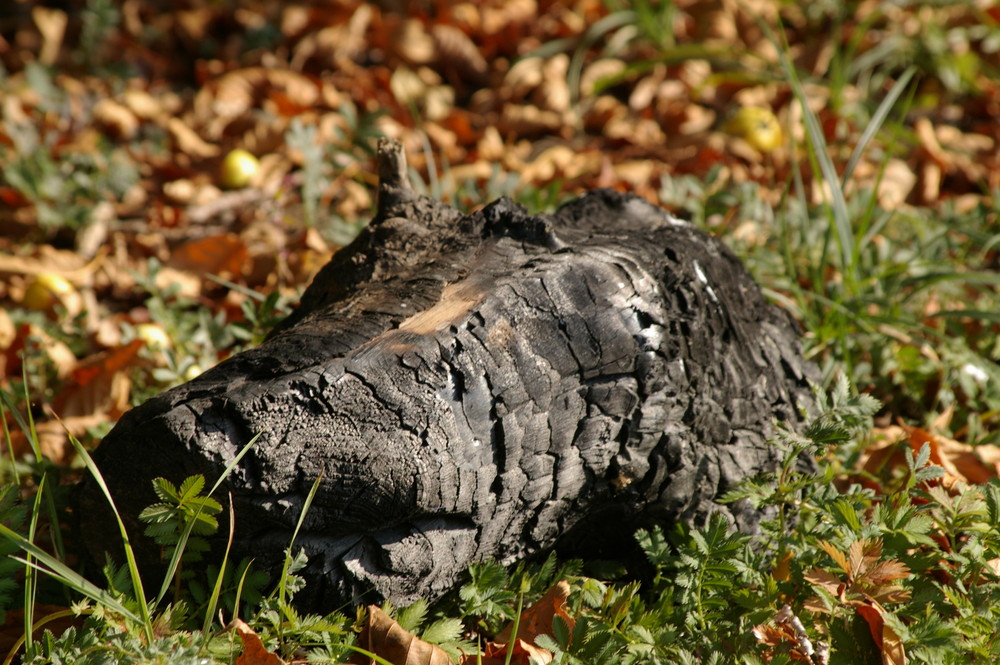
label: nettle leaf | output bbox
[143,521,180,543]
[832,498,864,533]
[421,617,463,644]
[187,512,219,536]
[636,527,670,564]
[578,578,608,608]
[396,598,428,632]
[151,477,181,503]
[139,503,177,524]
[983,482,1000,528]
[177,474,206,501]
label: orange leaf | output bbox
[231,619,287,665]
[817,540,850,575]
[855,603,906,665]
[848,538,882,580]
[470,637,553,665]
[350,605,452,665]
[751,620,814,663]
[905,423,1000,485]
[804,568,841,595]
[168,233,249,279]
[753,621,797,647]
[496,581,574,645]
[772,550,793,582]
[53,340,144,422]
[866,559,910,585]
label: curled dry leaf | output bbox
[856,602,906,665]
[752,619,814,663]
[168,233,250,281]
[32,6,67,66]
[496,581,574,645]
[431,23,489,84]
[93,98,140,139]
[168,117,220,159]
[53,339,145,422]
[865,424,1000,488]
[474,638,553,665]
[230,619,288,665]
[351,605,452,665]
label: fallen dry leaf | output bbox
[168,233,249,281]
[496,581,574,645]
[350,605,452,665]
[471,637,553,665]
[856,602,906,665]
[231,619,287,665]
[865,423,1000,488]
[52,339,145,427]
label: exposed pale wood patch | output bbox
[397,280,484,335]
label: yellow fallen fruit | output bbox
[723,106,783,152]
[22,273,75,310]
[219,148,259,189]
[135,323,171,351]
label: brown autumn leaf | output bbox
[806,538,910,617]
[903,424,1000,485]
[431,23,489,84]
[231,618,288,665]
[472,637,553,665]
[52,339,144,424]
[168,117,220,159]
[865,421,1000,489]
[816,540,850,576]
[856,602,906,665]
[461,581,573,665]
[168,234,249,281]
[350,605,452,665]
[751,621,814,663]
[93,98,140,140]
[496,581,574,645]
[5,338,145,463]
[802,567,842,605]
[32,6,67,66]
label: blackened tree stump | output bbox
[78,139,816,608]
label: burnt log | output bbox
[78,139,816,608]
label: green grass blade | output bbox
[842,66,916,185]
[210,433,261,497]
[0,524,142,625]
[5,380,65,562]
[277,472,324,607]
[345,645,395,665]
[66,433,154,640]
[201,494,236,635]
[21,474,46,662]
[230,557,255,627]
[762,19,854,283]
[1,395,20,486]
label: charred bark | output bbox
[77,139,817,608]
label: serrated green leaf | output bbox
[177,474,206,501]
[151,477,179,503]
[138,503,177,523]
[395,598,427,632]
[421,617,463,644]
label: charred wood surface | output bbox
[78,139,817,608]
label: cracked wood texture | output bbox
[78,139,816,608]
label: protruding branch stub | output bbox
[375,137,414,219]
